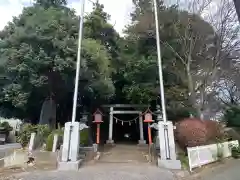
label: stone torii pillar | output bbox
[138,112,146,145]
[106,107,114,144]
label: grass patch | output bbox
[178,152,189,169]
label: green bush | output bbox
[45,129,64,151]
[0,121,13,132]
[230,145,240,159]
[178,152,189,169]
[224,106,240,127]
[17,123,35,147]
[80,129,89,146]
[37,124,51,145]
[17,124,51,147]
[44,128,89,151]
[45,133,54,151]
[55,128,89,146]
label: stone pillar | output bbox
[157,121,181,170]
[58,122,82,171]
[52,134,59,152]
[61,122,81,162]
[138,113,146,145]
[106,107,114,144]
[28,132,36,152]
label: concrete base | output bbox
[106,140,114,144]
[58,159,83,171]
[138,140,146,145]
[157,158,182,170]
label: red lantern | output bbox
[93,109,103,144]
[144,113,153,123]
[143,112,153,145]
[93,113,103,123]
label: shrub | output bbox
[45,128,89,151]
[0,121,13,132]
[45,133,54,151]
[36,124,51,144]
[17,124,51,147]
[17,123,36,147]
[224,106,240,127]
[175,118,208,149]
[45,128,64,151]
[0,118,22,133]
[175,118,228,151]
[80,129,89,146]
[204,120,224,142]
[231,145,240,159]
[178,152,189,169]
[55,128,89,146]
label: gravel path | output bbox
[12,164,177,180]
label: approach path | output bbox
[7,144,178,180]
[96,143,150,164]
[12,163,177,180]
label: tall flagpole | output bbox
[71,0,85,123]
[153,0,167,123]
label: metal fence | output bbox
[187,140,239,171]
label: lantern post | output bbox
[144,112,154,144]
[93,109,103,144]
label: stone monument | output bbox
[39,96,56,129]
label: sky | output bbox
[0,0,134,34]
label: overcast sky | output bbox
[0,0,134,34]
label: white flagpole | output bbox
[71,0,85,123]
[153,0,167,123]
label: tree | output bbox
[159,0,240,119]
[0,2,114,120]
[233,0,240,23]
[84,2,121,66]
[217,63,240,107]
[121,0,192,120]
[35,0,67,8]
[83,2,128,104]
[122,0,239,120]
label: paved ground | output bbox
[12,164,177,180]
[2,144,177,180]
[1,144,240,180]
[98,144,149,163]
[192,159,240,180]
[3,159,240,180]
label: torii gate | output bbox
[102,104,148,145]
